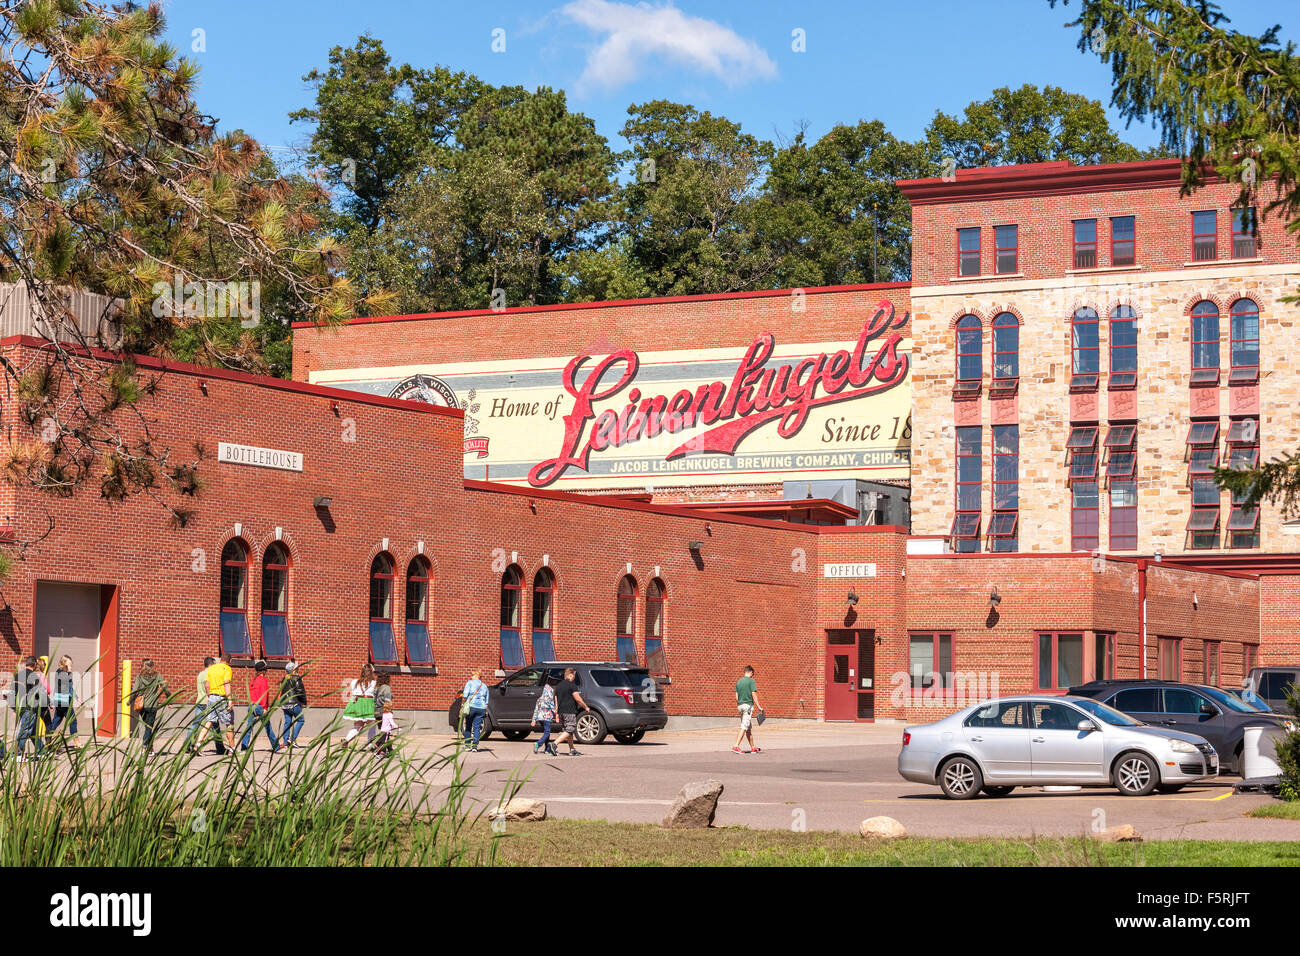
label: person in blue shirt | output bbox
[461,669,490,751]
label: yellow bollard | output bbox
[119,659,131,739]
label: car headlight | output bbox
[1168,739,1198,753]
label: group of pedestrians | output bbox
[456,666,591,756]
[341,663,399,756]
[5,654,79,760]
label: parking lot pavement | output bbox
[421,722,1300,842]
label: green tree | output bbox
[1053,1,1300,512]
[926,83,1163,169]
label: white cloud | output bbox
[560,0,777,93]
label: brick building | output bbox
[1,157,1295,740]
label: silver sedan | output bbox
[898,695,1218,799]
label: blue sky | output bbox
[163,0,1294,161]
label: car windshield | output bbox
[1199,685,1269,714]
[1070,697,1144,727]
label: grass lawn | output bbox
[472,818,1300,866]
[1247,801,1300,820]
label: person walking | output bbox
[279,660,307,749]
[531,676,558,756]
[551,667,591,757]
[188,657,222,754]
[202,653,236,755]
[732,665,763,754]
[370,672,393,750]
[343,663,376,743]
[129,659,169,756]
[240,660,280,753]
[14,656,45,761]
[49,655,78,747]
[460,669,489,751]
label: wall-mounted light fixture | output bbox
[847,590,859,606]
[313,495,333,509]
[705,522,712,535]
[1153,546,1163,563]
[1193,591,1199,610]
[528,498,536,513]
[989,588,1002,609]
[198,379,208,394]
[330,401,340,415]
[688,540,703,552]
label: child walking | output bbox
[531,677,558,756]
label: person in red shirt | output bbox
[240,660,280,753]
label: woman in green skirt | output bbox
[343,663,376,743]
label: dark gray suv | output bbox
[1069,679,1294,774]
[447,661,669,745]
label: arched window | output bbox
[405,557,434,667]
[1229,299,1260,384]
[260,542,292,660]
[955,315,981,388]
[499,565,525,669]
[368,552,398,665]
[645,579,668,677]
[219,539,252,657]
[1109,306,1138,388]
[1191,301,1220,383]
[616,575,638,664]
[1071,307,1099,389]
[531,569,556,663]
[991,313,1018,384]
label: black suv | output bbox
[1069,679,1293,774]
[447,662,669,745]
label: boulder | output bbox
[660,779,723,828]
[493,798,547,822]
[859,816,907,839]
[1093,824,1143,842]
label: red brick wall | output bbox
[1260,574,1300,664]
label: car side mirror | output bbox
[1077,720,1097,733]
[1200,703,1218,716]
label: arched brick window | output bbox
[219,539,252,658]
[260,542,292,660]
[499,565,525,669]
[405,557,434,667]
[1229,299,1259,384]
[645,578,668,677]
[1191,301,1220,383]
[532,568,556,663]
[1109,305,1138,388]
[991,313,1018,384]
[955,315,982,387]
[616,575,638,664]
[1071,307,1099,389]
[368,552,398,665]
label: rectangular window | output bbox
[1188,444,1220,475]
[1186,420,1220,446]
[991,425,1018,511]
[1068,424,1099,484]
[954,426,981,552]
[995,224,1018,274]
[909,633,953,690]
[1228,498,1260,549]
[1159,638,1183,681]
[219,610,253,659]
[987,511,1018,548]
[1073,219,1097,269]
[1192,210,1217,261]
[1204,640,1221,686]
[406,622,434,668]
[1226,418,1258,445]
[1109,480,1138,550]
[1104,424,1137,479]
[261,614,292,660]
[1095,633,1116,681]
[616,636,637,665]
[958,227,980,276]
[532,631,557,664]
[1110,216,1135,266]
[1188,478,1220,549]
[369,620,399,666]
[1232,207,1258,259]
[501,629,526,669]
[1037,632,1085,689]
[645,638,668,677]
[1071,480,1100,551]
[950,512,981,553]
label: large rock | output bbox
[661,779,723,828]
[493,798,547,821]
[859,816,907,839]
[1093,824,1143,842]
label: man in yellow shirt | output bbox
[202,653,235,755]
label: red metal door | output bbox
[825,630,858,720]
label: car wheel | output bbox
[981,785,1015,797]
[937,756,983,800]
[1155,783,1185,794]
[1113,752,1158,796]
[613,729,646,744]
[502,729,529,741]
[575,710,607,745]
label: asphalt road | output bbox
[428,722,1300,842]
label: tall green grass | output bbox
[0,705,516,866]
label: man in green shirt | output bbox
[733,665,763,754]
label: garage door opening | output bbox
[33,581,119,736]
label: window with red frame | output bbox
[1068,424,1099,484]
[958,227,980,276]
[1071,307,1100,390]
[1228,492,1260,549]
[1192,210,1217,260]
[499,565,525,669]
[1229,299,1259,384]
[1226,418,1260,472]
[1104,423,1137,481]
[220,538,253,658]
[1158,637,1183,681]
[1071,481,1100,551]
[909,633,953,691]
[368,553,399,666]
[616,575,637,664]
[953,426,981,553]
[1109,305,1138,388]
[531,568,556,663]
[405,556,434,668]
[954,315,982,391]
[645,578,668,677]
[991,312,1019,386]
[1072,219,1097,269]
[1110,216,1135,266]
[1204,640,1222,686]
[1037,632,1084,689]
[1190,301,1220,385]
[1095,632,1116,681]
[994,224,1018,274]
[1188,478,1220,550]
[990,424,1018,552]
[1109,481,1137,551]
[260,542,292,660]
[1231,207,1257,259]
